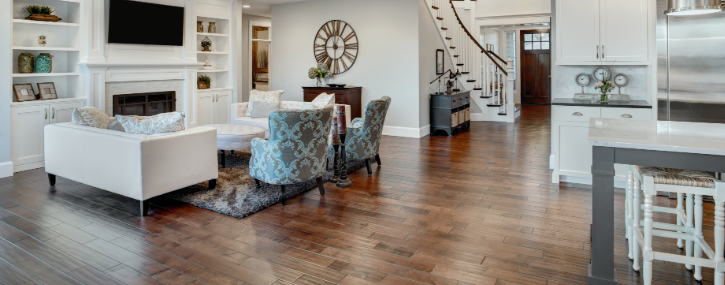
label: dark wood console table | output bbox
[303,86,362,119]
[430,91,471,136]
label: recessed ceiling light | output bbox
[243,5,250,8]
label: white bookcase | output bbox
[197,16,232,92]
[9,0,85,172]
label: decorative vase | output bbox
[316,77,323,87]
[35,53,52,73]
[208,22,217,33]
[197,21,203,33]
[600,93,609,103]
[18,53,35,73]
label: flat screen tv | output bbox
[108,0,185,46]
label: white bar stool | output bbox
[628,165,725,285]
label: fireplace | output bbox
[113,91,176,116]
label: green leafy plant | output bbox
[23,5,55,15]
[198,74,211,85]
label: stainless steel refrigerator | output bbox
[658,0,725,123]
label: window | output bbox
[523,32,550,51]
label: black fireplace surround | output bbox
[113,91,176,116]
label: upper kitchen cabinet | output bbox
[556,0,650,65]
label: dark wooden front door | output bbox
[521,30,551,105]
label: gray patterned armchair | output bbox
[344,96,391,175]
[250,106,334,205]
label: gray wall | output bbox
[241,14,271,103]
[0,1,10,177]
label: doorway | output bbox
[250,22,271,91]
[520,30,551,105]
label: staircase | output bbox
[425,0,517,122]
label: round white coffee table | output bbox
[209,124,265,168]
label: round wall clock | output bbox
[592,66,611,82]
[314,20,358,75]
[613,73,629,87]
[576,73,591,87]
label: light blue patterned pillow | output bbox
[115,112,185,135]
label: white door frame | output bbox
[248,21,272,95]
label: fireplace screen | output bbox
[113,91,176,116]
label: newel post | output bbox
[505,59,515,121]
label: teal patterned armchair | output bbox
[250,106,334,205]
[344,96,391,175]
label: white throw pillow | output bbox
[311,93,335,108]
[71,106,113,129]
[115,112,185,135]
[247,90,284,117]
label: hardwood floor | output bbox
[0,105,715,284]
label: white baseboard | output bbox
[0,161,13,178]
[383,125,430,138]
[13,161,44,173]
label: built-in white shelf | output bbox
[197,87,232,93]
[197,69,228,73]
[197,32,228,37]
[199,51,228,55]
[11,97,86,107]
[13,72,81,78]
[12,19,80,27]
[13,46,79,51]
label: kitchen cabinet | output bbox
[556,0,649,64]
[197,90,231,126]
[11,98,85,172]
[551,105,652,184]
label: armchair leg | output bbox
[48,174,56,186]
[254,179,260,188]
[316,177,325,196]
[220,150,226,168]
[209,179,217,189]
[140,200,149,217]
[375,154,381,166]
[365,160,372,176]
[280,185,287,205]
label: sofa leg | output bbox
[209,179,217,189]
[280,185,287,205]
[316,177,325,196]
[375,154,381,166]
[48,173,56,186]
[140,200,149,217]
[220,150,226,168]
[365,160,372,176]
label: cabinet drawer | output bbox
[552,106,600,122]
[601,108,651,120]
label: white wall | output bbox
[241,14,271,102]
[477,0,551,17]
[0,0,12,178]
[270,0,422,134]
[419,0,453,132]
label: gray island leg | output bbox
[589,146,617,285]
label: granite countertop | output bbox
[588,118,725,156]
[551,98,652,108]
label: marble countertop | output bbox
[588,118,725,156]
[552,98,652,108]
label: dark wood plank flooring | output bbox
[0,105,714,284]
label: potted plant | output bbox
[198,75,211,89]
[308,63,331,87]
[201,37,212,52]
[23,5,62,22]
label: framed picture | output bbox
[37,82,57,100]
[13,83,37,102]
[436,49,444,75]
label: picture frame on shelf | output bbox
[436,49,444,75]
[37,82,57,100]
[13,83,37,102]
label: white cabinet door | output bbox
[600,0,648,62]
[557,0,600,63]
[49,102,83,124]
[215,91,231,124]
[197,92,215,126]
[11,105,49,168]
[558,124,593,179]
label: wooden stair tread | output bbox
[480,95,491,98]
[487,104,503,107]
[445,37,452,40]
[432,6,439,9]
[498,112,507,116]
[456,64,464,66]
[466,80,476,82]
[441,27,448,30]
[437,17,444,20]
[461,72,469,74]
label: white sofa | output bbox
[231,101,352,138]
[44,123,219,216]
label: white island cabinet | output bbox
[551,103,652,184]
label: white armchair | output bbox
[44,123,219,216]
[231,101,351,138]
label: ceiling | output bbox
[242,0,308,17]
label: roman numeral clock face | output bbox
[314,20,358,75]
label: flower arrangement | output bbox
[201,37,212,52]
[308,63,331,87]
[594,60,617,103]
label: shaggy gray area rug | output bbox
[163,150,368,218]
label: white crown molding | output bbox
[476,13,551,20]
[78,62,205,68]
